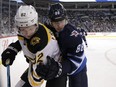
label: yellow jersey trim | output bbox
[18,36,24,40]
[0,59,2,65]
[28,72,44,86]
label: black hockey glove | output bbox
[36,56,62,80]
[1,47,17,67]
[1,41,21,67]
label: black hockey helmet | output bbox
[48,3,67,22]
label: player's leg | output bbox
[69,66,88,87]
[83,36,88,47]
[15,69,32,87]
[15,79,32,87]
[46,75,67,87]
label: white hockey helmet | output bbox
[15,5,38,27]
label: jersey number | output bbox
[76,44,84,53]
[36,53,43,63]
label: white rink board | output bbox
[0,33,116,87]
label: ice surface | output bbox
[85,37,116,87]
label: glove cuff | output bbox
[55,62,62,78]
[7,46,18,54]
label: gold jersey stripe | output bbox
[18,36,24,40]
[28,73,44,86]
[33,71,41,78]
[0,59,2,65]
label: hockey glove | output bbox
[36,56,62,80]
[1,47,17,66]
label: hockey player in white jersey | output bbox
[1,5,62,87]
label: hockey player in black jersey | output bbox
[1,5,66,87]
[77,25,88,47]
[37,3,88,87]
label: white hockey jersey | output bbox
[18,23,61,87]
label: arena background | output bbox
[0,0,116,37]
[0,0,116,87]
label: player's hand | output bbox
[36,56,62,80]
[1,48,17,66]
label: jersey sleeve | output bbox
[59,25,83,56]
[59,24,87,76]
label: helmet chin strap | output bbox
[65,19,68,25]
[60,19,67,31]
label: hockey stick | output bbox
[7,65,11,87]
[6,59,11,87]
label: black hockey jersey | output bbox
[46,23,87,76]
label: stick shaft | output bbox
[7,66,11,87]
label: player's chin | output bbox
[25,36,31,39]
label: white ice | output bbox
[85,37,116,87]
[0,37,116,87]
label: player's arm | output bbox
[1,40,22,66]
[35,56,72,80]
[35,29,83,79]
[84,29,87,36]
